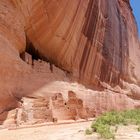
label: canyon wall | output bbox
[0,0,140,126]
[15,0,140,87]
[6,0,139,87]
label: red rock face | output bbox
[13,0,139,87]
[0,0,140,126]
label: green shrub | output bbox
[85,109,140,139]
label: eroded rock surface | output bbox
[0,0,140,126]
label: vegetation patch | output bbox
[85,109,140,139]
[85,128,93,135]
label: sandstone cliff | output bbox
[11,0,140,86]
[0,0,140,126]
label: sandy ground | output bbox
[0,121,97,140]
[0,121,140,140]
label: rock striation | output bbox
[15,0,140,87]
[0,0,140,126]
